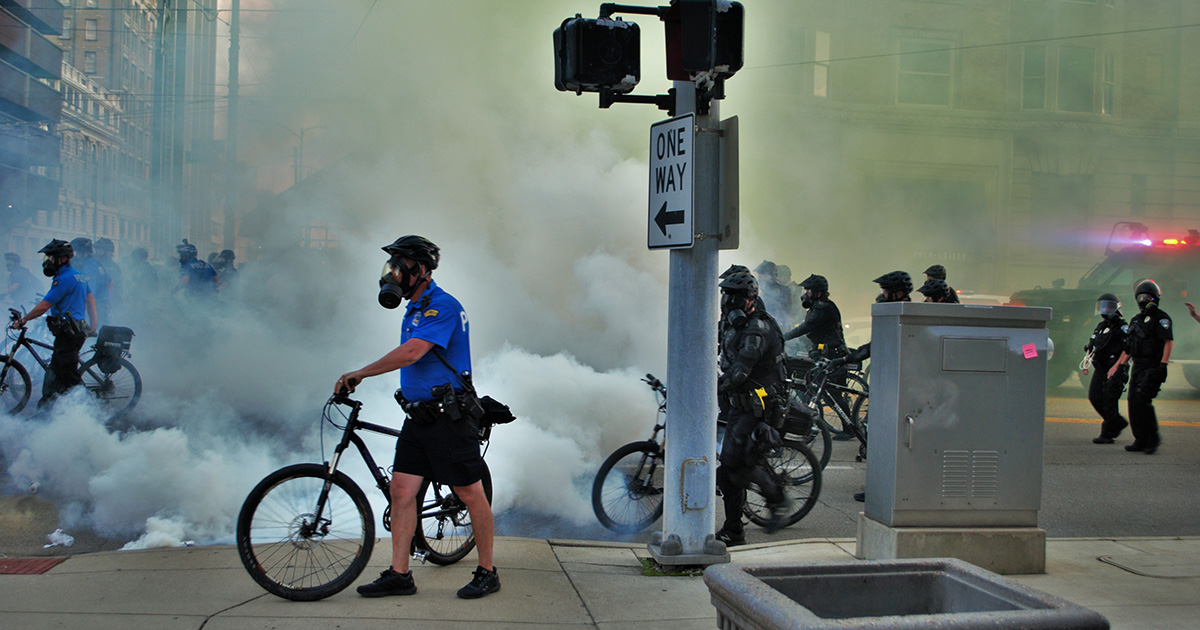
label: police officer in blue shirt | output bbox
[174,240,221,296]
[11,239,97,408]
[335,235,499,601]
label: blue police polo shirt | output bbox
[43,264,91,320]
[400,280,472,402]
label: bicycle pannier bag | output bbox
[95,325,134,373]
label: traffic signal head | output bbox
[554,15,641,95]
[664,0,744,81]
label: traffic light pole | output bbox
[649,81,729,566]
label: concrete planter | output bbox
[704,558,1108,630]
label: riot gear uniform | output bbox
[1111,280,1171,454]
[715,272,789,544]
[1085,294,1128,443]
[783,274,846,359]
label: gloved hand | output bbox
[828,356,847,370]
[1157,363,1169,383]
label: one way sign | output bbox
[648,113,694,249]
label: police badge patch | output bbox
[1162,319,1171,330]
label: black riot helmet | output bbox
[799,274,828,293]
[923,264,947,281]
[1133,279,1162,309]
[70,237,94,257]
[379,235,440,309]
[874,270,913,293]
[1096,293,1121,318]
[917,278,951,302]
[38,239,74,277]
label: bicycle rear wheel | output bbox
[744,439,822,529]
[414,462,493,566]
[78,357,141,419]
[592,440,665,533]
[236,463,374,601]
[0,355,31,414]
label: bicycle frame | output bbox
[322,395,480,535]
[803,366,867,444]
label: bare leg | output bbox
[453,480,494,570]
[389,472,425,574]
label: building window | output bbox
[814,31,831,98]
[1022,45,1046,110]
[897,39,952,106]
[84,51,97,74]
[1057,46,1095,112]
[86,0,98,7]
[61,17,72,39]
[85,19,98,41]
[1102,51,1115,115]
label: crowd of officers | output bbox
[2,237,238,409]
[714,263,956,545]
[714,261,1182,545]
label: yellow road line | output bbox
[1047,417,1200,427]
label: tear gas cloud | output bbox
[6,1,1192,547]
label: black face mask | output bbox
[1136,295,1155,311]
[42,260,60,278]
[726,309,747,329]
[875,292,888,303]
[379,258,422,309]
[801,297,813,309]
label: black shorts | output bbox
[393,415,484,487]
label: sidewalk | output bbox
[2,536,1198,629]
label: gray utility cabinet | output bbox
[865,302,1052,528]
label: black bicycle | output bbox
[591,374,822,534]
[1,308,141,418]
[236,392,493,601]
[791,355,869,461]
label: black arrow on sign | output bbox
[654,201,685,236]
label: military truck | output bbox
[1008,222,1200,388]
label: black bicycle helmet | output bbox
[874,270,913,293]
[38,239,73,259]
[923,264,947,280]
[719,270,759,300]
[917,278,950,299]
[382,235,440,270]
[176,239,198,256]
[799,274,828,293]
[69,237,94,256]
[720,264,749,279]
[94,237,114,255]
[1133,279,1161,304]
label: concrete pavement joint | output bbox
[197,592,269,630]
[552,546,601,629]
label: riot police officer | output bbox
[174,239,221,296]
[923,264,959,303]
[715,269,789,545]
[782,274,846,359]
[1086,294,1129,444]
[1107,280,1172,454]
[917,278,955,303]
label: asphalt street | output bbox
[2,374,1197,558]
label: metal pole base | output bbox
[648,531,730,567]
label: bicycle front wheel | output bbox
[236,463,375,601]
[0,355,31,414]
[744,439,822,529]
[414,461,493,566]
[78,357,141,418]
[592,440,665,533]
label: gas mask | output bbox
[42,255,62,278]
[721,292,749,328]
[1096,300,1120,318]
[379,257,422,309]
[801,290,814,310]
[1135,294,1155,311]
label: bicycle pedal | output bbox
[411,550,428,564]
